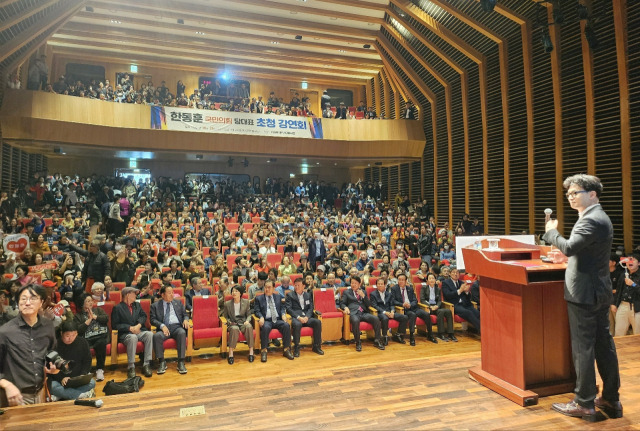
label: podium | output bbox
[462,238,574,407]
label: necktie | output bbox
[164,302,171,326]
[269,296,277,323]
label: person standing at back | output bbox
[543,174,621,421]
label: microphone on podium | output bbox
[544,208,553,223]
[74,398,103,408]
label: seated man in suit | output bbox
[185,276,212,312]
[442,268,480,334]
[391,272,438,345]
[222,285,255,364]
[370,278,409,345]
[285,277,324,357]
[420,273,453,342]
[340,275,385,352]
[254,280,295,362]
[150,285,189,375]
[111,287,153,378]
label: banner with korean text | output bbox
[150,106,324,139]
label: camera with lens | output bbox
[45,351,75,374]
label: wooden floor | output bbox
[4,333,640,430]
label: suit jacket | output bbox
[285,290,314,319]
[222,298,252,326]
[370,288,394,314]
[254,293,287,321]
[442,278,474,308]
[307,238,327,267]
[420,284,443,309]
[543,204,613,305]
[150,298,188,329]
[185,287,212,311]
[390,285,418,311]
[111,301,149,339]
[336,106,348,119]
[340,287,372,315]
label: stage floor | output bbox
[3,333,639,430]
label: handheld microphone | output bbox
[544,208,553,223]
[74,399,103,408]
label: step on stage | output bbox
[3,335,638,430]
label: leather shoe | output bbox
[438,334,449,342]
[283,348,295,360]
[142,364,152,378]
[127,367,136,379]
[177,360,187,374]
[261,350,268,362]
[449,334,458,342]
[293,346,300,358]
[248,354,255,363]
[227,356,234,365]
[374,340,385,350]
[595,397,623,418]
[272,338,281,347]
[392,334,406,344]
[428,336,438,344]
[409,336,416,346]
[312,345,324,355]
[156,360,167,375]
[383,336,389,346]
[551,401,597,422]
[355,341,362,352]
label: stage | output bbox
[3,334,638,430]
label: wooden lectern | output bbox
[462,238,574,407]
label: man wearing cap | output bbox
[340,275,384,352]
[111,287,153,378]
[308,231,326,270]
[70,239,110,286]
[612,253,640,336]
[150,286,189,375]
[297,254,312,274]
[335,101,348,119]
[255,280,294,362]
[286,278,324,357]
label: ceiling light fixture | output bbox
[195,31,205,35]
[110,19,122,24]
[295,35,302,40]
[270,41,280,44]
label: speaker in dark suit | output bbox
[420,274,453,341]
[285,278,323,356]
[254,280,294,362]
[150,285,189,374]
[543,174,621,420]
[370,279,408,345]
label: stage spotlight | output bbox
[243,158,249,168]
[479,0,496,13]
[577,4,589,20]
[552,1,564,24]
[228,157,234,167]
[540,28,553,53]
[584,24,599,50]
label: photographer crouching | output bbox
[48,320,95,401]
[0,284,58,407]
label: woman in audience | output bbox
[73,293,109,381]
[222,285,254,364]
[278,255,297,277]
[15,264,33,286]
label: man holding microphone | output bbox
[543,174,621,421]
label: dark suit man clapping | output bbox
[543,174,621,421]
[442,268,478,338]
[370,278,409,345]
[340,276,384,352]
[285,278,324,357]
[254,280,294,362]
[150,286,189,375]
